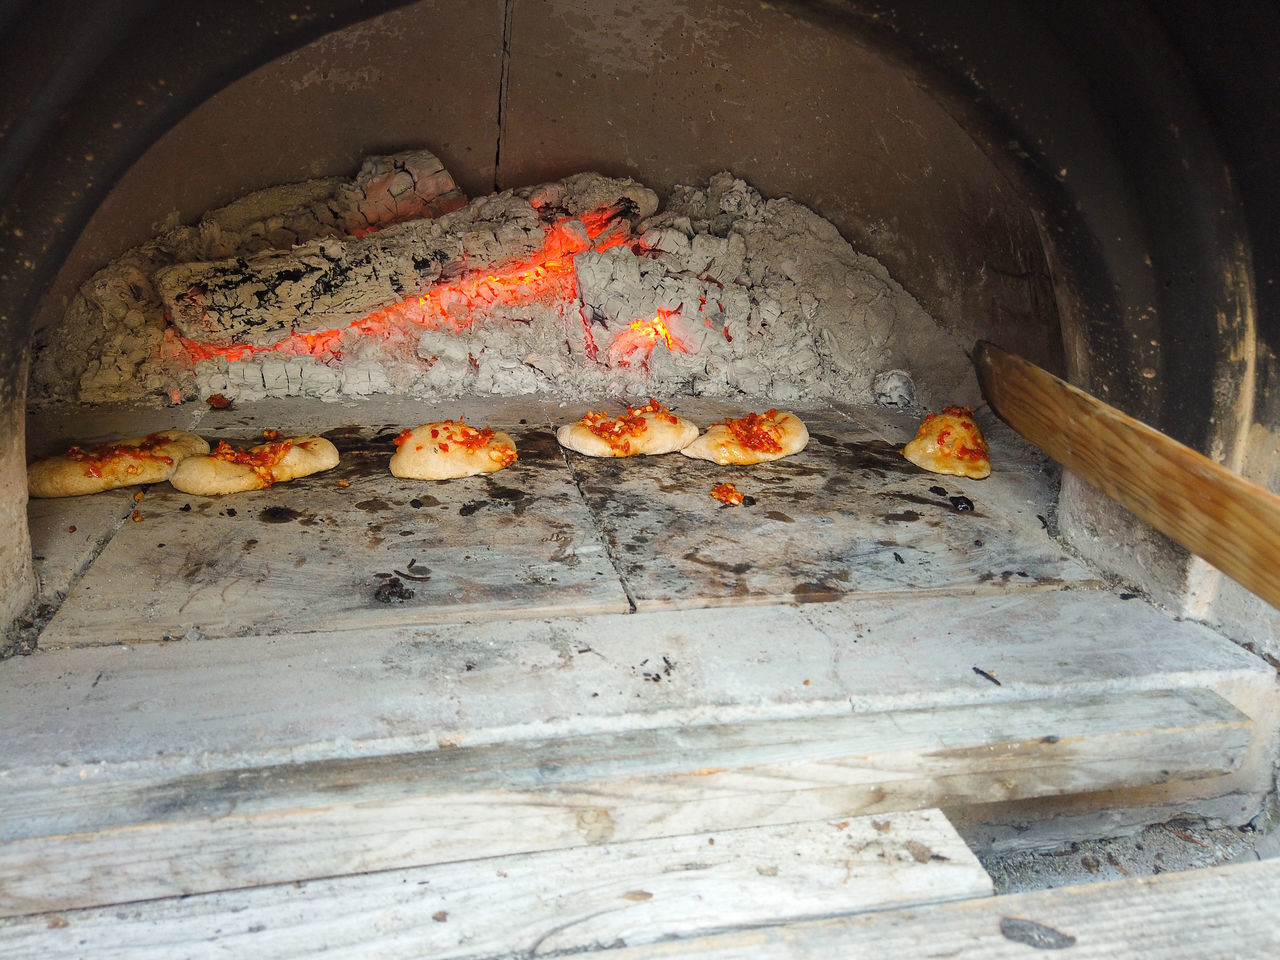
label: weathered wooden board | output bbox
[583,856,1280,959]
[0,811,991,958]
[1,590,1266,792]
[0,687,1248,917]
[37,414,630,645]
[562,399,1097,610]
[976,340,1280,611]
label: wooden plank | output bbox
[583,855,1280,959]
[0,688,1248,917]
[974,339,1280,610]
[562,399,1098,611]
[0,810,991,958]
[37,419,631,645]
[0,590,1265,791]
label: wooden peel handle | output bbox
[973,340,1280,610]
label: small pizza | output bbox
[389,420,518,480]
[557,399,699,457]
[28,430,210,498]
[901,405,990,479]
[170,433,340,495]
[680,409,808,465]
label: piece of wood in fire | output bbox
[154,175,657,350]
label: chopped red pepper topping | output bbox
[725,410,784,454]
[393,429,413,447]
[453,423,497,453]
[209,438,294,487]
[921,407,988,462]
[581,409,649,454]
[711,482,745,506]
[626,398,678,424]
[65,433,176,479]
[489,445,518,468]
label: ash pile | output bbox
[29,149,969,410]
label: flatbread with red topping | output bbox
[902,405,990,479]
[28,430,210,498]
[170,434,340,495]
[557,399,699,457]
[680,409,808,465]
[389,420,518,480]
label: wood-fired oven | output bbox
[1,0,1278,952]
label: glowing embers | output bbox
[605,309,692,367]
[169,202,640,366]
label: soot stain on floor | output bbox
[259,505,303,524]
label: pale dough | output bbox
[389,421,518,480]
[170,435,340,495]
[680,410,808,465]
[28,430,210,498]
[557,400,699,457]
[901,405,990,479]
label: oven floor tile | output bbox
[33,400,631,645]
[564,399,1097,610]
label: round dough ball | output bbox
[170,435,339,495]
[28,430,210,498]
[389,421,518,480]
[901,406,990,479]
[680,410,808,465]
[557,400,699,457]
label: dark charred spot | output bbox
[259,505,302,524]
[374,577,415,603]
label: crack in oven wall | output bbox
[3,0,1276,650]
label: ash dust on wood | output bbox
[999,916,1077,949]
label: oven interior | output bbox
[2,0,1279,947]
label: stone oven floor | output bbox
[4,397,1279,955]
[23,396,1092,645]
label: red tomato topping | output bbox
[627,398,678,424]
[209,438,293,487]
[581,409,648,454]
[65,433,176,478]
[454,423,497,453]
[489,445,518,468]
[393,429,413,447]
[711,482,745,505]
[925,407,989,462]
[725,411,784,454]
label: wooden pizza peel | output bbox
[973,339,1280,610]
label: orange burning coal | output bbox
[171,212,634,365]
[605,309,692,367]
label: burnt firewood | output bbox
[155,176,658,349]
